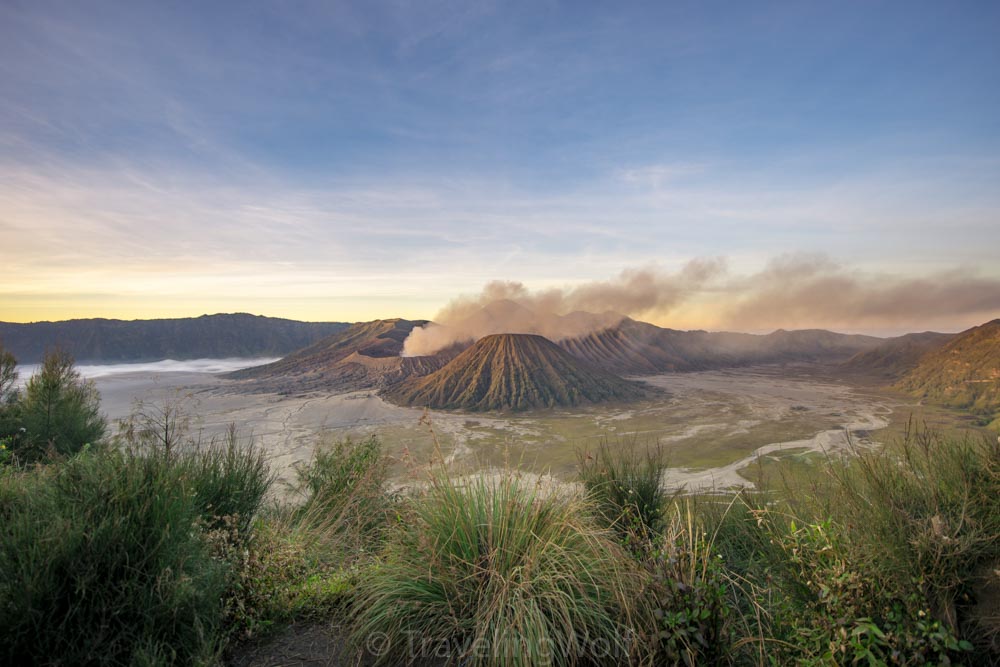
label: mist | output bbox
[13,357,279,389]
[718,255,1000,333]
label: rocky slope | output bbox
[227,319,457,394]
[386,333,647,411]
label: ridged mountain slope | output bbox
[227,319,456,393]
[0,314,347,364]
[558,318,883,375]
[387,333,646,411]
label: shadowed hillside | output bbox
[558,318,883,374]
[842,331,954,379]
[387,333,647,411]
[897,319,1000,428]
[227,319,457,394]
[0,314,348,363]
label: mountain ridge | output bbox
[0,313,348,364]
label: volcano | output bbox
[386,333,646,411]
[227,319,457,393]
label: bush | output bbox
[351,470,644,666]
[0,420,275,666]
[578,439,670,552]
[637,500,734,666]
[209,514,359,642]
[710,429,999,665]
[15,348,105,462]
[0,449,227,666]
[293,434,394,554]
[180,425,274,540]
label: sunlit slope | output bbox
[842,331,954,378]
[897,319,1000,426]
[388,333,647,411]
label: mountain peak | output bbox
[386,332,646,411]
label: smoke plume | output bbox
[718,254,1000,332]
[402,259,725,356]
[402,254,1000,356]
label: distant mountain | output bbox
[842,331,955,379]
[386,333,647,412]
[897,320,1000,427]
[227,319,457,394]
[0,314,348,364]
[558,318,883,374]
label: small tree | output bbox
[18,348,106,461]
[0,343,21,455]
[0,342,16,403]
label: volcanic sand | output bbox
[92,363,941,494]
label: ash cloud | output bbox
[719,254,1000,332]
[402,259,726,356]
[402,255,1000,356]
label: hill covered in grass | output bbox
[897,319,1000,428]
[0,313,347,363]
[842,331,955,378]
[386,333,646,411]
[226,318,456,393]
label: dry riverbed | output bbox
[86,361,943,494]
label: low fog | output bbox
[13,357,278,389]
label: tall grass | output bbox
[351,469,644,666]
[578,438,671,552]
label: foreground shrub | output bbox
[210,514,359,641]
[827,429,1000,659]
[293,434,395,555]
[352,471,643,666]
[180,425,274,540]
[637,500,734,666]
[0,449,227,666]
[713,429,999,665]
[578,439,670,552]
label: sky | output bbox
[2,0,999,334]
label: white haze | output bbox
[13,357,278,389]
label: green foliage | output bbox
[117,399,275,541]
[0,342,16,404]
[578,439,670,551]
[0,449,228,666]
[709,428,999,664]
[15,348,106,462]
[351,471,643,666]
[293,434,394,553]
[208,515,359,642]
[637,501,733,666]
[827,428,1000,657]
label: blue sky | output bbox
[2,1,999,332]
